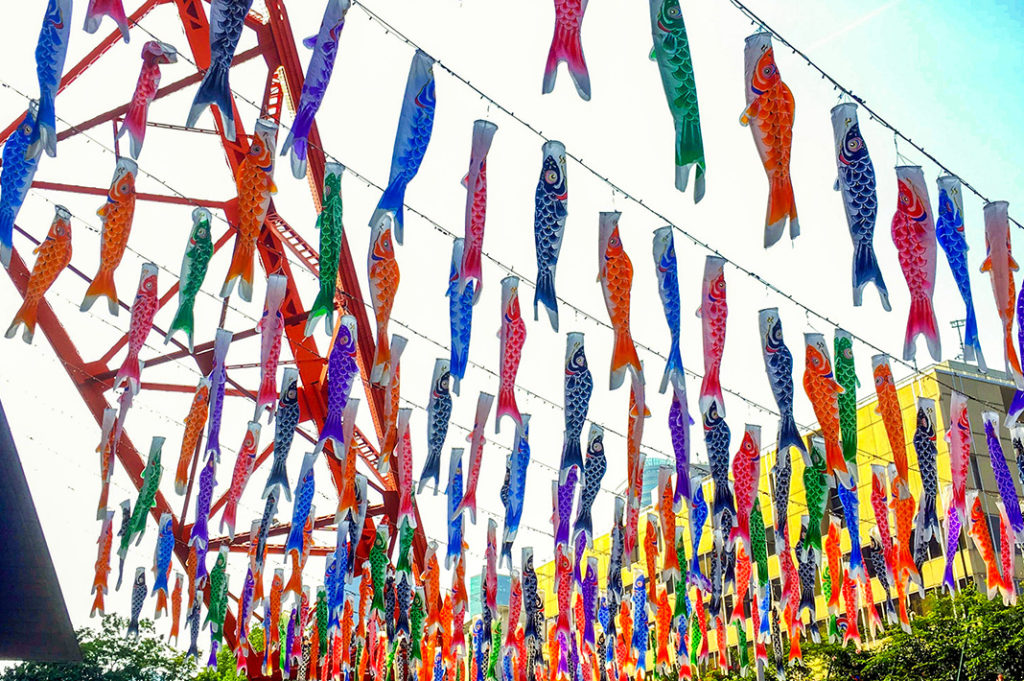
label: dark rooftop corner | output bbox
[0,398,80,662]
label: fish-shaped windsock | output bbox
[0,101,42,268]
[6,205,73,344]
[305,163,345,337]
[935,176,984,368]
[573,425,606,547]
[702,401,734,541]
[668,385,693,513]
[152,513,175,603]
[966,491,1004,600]
[445,448,464,569]
[263,368,299,500]
[459,120,498,299]
[186,0,254,142]
[127,567,147,638]
[457,391,493,524]
[119,41,179,159]
[871,354,910,498]
[837,481,864,584]
[204,328,232,464]
[368,212,400,387]
[561,332,593,478]
[222,117,278,302]
[799,436,828,563]
[419,359,452,494]
[552,464,578,550]
[255,274,288,420]
[113,263,159,396]
[598,212,643,390]
[119,437,164,560]
[757,307,806,456]
[699,256,727,416]
[652,227,689,395]
[830,101,889,310]
[396,408,417,528]
[981,201,1024,389]
[371,50,436,244]
[650,0,705,201]
[447,238,475,395]
[982,412,1024,544]
[84,0,130,41]
[496,276,526,434]
[220,421,261,539]
[729,424,761,555]
[891,165,940,363]
[500,415,531,567]
[285,451,316,560]
[165,208,213,351]
[913,397,942,548]
[280,0,350,178]
[542,0,590,99]
[740,33,798,247]
[317,315,358,453]
[534,140,569,329]
[29,0,72,159]
[688,480,710,591]
[82,157,139,316]
[834,329,859,476]
[802,333,852,488]
[91,510,115,617]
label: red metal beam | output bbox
[31,180,230,211]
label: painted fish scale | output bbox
[318,317,358,449]
[421,359,452,494]
[256,274,287,418]
[0,103,41,268]
[121,437,164,557]
[29,0,72,159]
[120,42,178,159]
[834,330,859,477]
[501,417,531,566]
[650,0,705,199]
[166,208,214,349]
[801,438,828,559]
[873,355,910,497]
[981,201,1023,387]
[598,212,642,390]
[573,425,605,547]
[6,205,73,343]
[699,256,728,415]
[114,264,159,396]
[553,466,577,548]
[758,308,806,456]
[221,422,260,538]
[702,402,734,534]
[936,176,983,365]
[447,239,474,392]
[446,449,464,568]
[264,369,299,500]
[668,388,692,510]
[913,398,941,546]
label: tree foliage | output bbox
[0,615,196,681]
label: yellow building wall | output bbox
[536,363,1022,660]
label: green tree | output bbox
[0,615,196,681]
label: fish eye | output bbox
[20,123,31,135]
[545,170,558,184]
[55,226,65,236]
[667,6,680,17]
[251,144,262,154]
[847,138,862,152]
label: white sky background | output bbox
[1,0,1023,640]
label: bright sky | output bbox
[1,0,1023,641]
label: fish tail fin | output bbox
[188,61,237,141]
[827,441,852,488]
[120,99,147,159]
[849,544,866,584]
[372,186,406,245]
[369,329,391,386]
[851,238,890,310]
[220,503,237,541]
[0,212,13,268]
[153,571,169,598]
[560,438,584,481]
[256,372,278,417]
[127,616,139,638]
[30,95,57,159]
[417,451,440,495]
[84,0,130,41]
[713,483,735,530]
[943,557,958,594]
[962,302,986,371]
[698,363,723,415]
[165,301,195,350]
[280,118,311,180]
[220,240,255,302]
[542,23,590,100]
[904,294,941,362]
[459,255,482,299]
[81,268,119,316]
[788,628,802,661]
[5,299,39,344]
[920,495,941,547]
[730,593,745,625]
[283,566,302,601]
[674,120,706,203]
[764,171,798,247]
[263,457,291,502]
[495,384,521,435]
[664,546,681,583]
[304,286,335,337]
[114,353,142,396]
[456,489,477,525]
[90,589,105,618]
[610,327,642,391]
[206,641,219,668]
[318,410,344,455]
[660,341,684,395]
[776,412,805,455]
[534,265,559,331]
[727,525,749,562]
[572,508,592,549]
